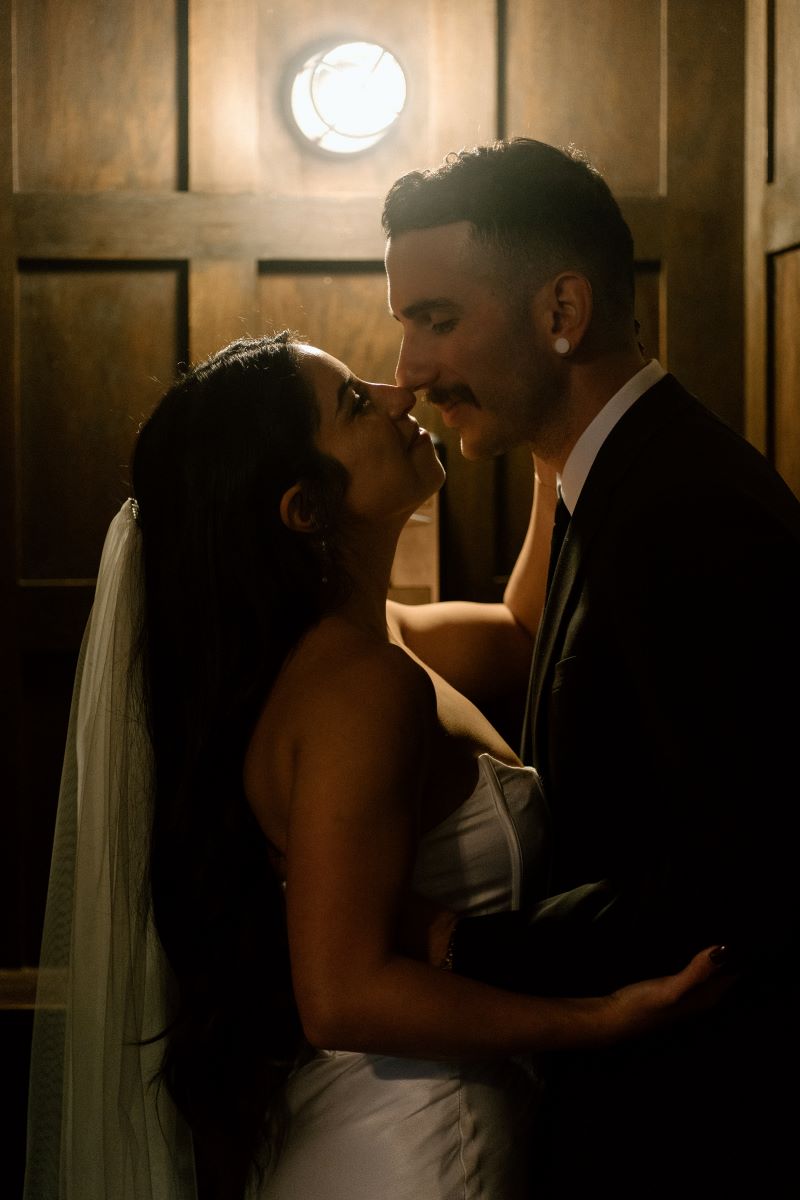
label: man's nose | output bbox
[372,383,416,420]
[395,334,436,392]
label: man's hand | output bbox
[396,893,458,969]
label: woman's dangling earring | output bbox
[319,532,329,586]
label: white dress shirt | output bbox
[558,359,666,513]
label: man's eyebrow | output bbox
[391,298,460,321]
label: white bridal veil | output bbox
[24,500,197,1200]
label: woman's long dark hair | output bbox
[131,333,349,1198]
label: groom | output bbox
[382,139,800,1195]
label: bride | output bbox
[25,333,730,1200]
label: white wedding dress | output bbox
[259,753,549,1200]
[24,504,551,1200]
[24,501,551,1199]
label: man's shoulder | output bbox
[616,372,792,496]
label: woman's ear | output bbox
[279,482,317,534]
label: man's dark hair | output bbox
[382,138,636,339]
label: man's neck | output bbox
[553,347,648,473]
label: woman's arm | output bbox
[285,644,728,1059]
[503,456,558,640]
[387,456,558,709]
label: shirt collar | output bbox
[558,359,666,513]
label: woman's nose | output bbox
[372,383,416,420]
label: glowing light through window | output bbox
[290,42,407,155]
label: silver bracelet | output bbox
[438,922,457,971]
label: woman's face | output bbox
[297,345,446,523]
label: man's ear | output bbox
[537,272,593,352]
[279,482,317,534]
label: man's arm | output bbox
[387,456,558,709]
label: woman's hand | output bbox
[396,892,458,970]
[597,945,736,1045]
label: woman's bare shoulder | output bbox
[294,616,436,721]
[285,619,437,810]
[245,618,435,838]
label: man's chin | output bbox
[457,426,517,461]
[458,435,502,462]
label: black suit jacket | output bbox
[527,374,800,976]
[460,375,800,1193]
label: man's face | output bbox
[385,221,561,460]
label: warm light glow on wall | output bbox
[289,41,407,155]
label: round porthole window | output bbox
[289,41,407,155]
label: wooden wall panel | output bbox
[506,1,744,433]
[773,248,800,496]
[661,0,744,429]
[506,0,663,196]
[18,650,79,963]
[18,263,186,579]
[1,0,20,972]
[747,0,800,495]
[189,0,258,191]
[257,0,496,196]
[257,263,443,599]
[189,259,259,362]
[745,0,769,453]
[774,0,800,185]
[15,0,183,191]
[257,264,398,377]
[389,492,439,603]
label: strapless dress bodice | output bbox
[412,752,550,916]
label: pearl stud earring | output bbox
[554,337,571,355]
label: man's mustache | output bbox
[424,385,476,408]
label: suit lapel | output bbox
[524,375,696,769]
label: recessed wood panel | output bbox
[772,247,800,497]
[18,650,79,964]
[189,0,258,192]
[257,0,496,198]
[18,262,187,579]
[774,0,800,187]
[746,0,769,452]
[389,493,440,603]
[258,263,442,599]
[15,0,184,191]
[505,0,662,196]
[189,259,259,363]
[257,264,399,378]
[663,1,745,429]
